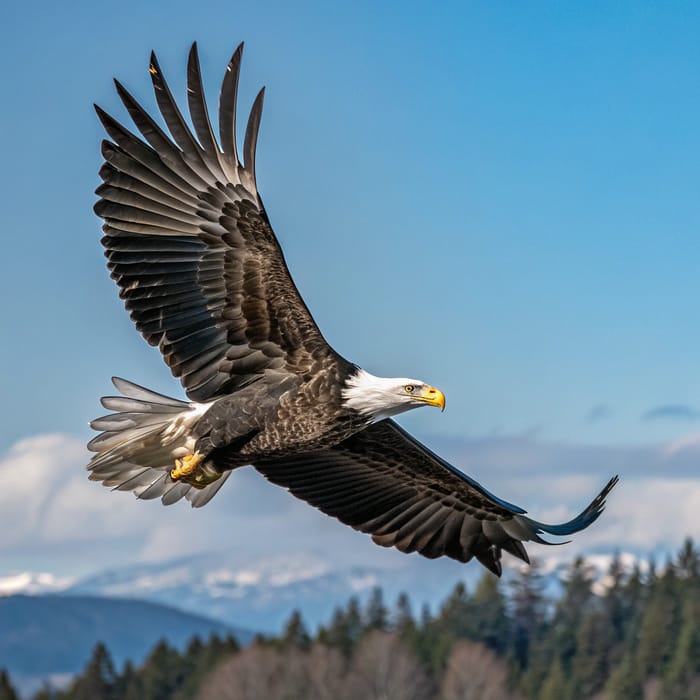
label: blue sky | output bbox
[1,1,700,577]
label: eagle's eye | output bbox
[404,384,415,393]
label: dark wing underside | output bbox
[254,421,618,575]
[94,43,335,402]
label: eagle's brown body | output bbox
[192,359,366,466]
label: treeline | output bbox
[2,539,700,700]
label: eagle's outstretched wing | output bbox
[94,43,335,402]
[255,420,618,575]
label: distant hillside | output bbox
[66,551,635,631]
[67,551,489,631]
[1,551,639,643]
[0,594,251,689]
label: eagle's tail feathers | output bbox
[87,377,226,507]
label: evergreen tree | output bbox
[345,596,364,647]
[603,651,645,700]
[0,670,18,700]
[603,552,628,645]
[172,634,238,700]
[635,564,680,678]
[437,582,470,638]
[663,593,700,699]
[115,660,143,700]
[364,587,388,632]
[280,609,311,650]
[510,564,547,698]
[394,592,414,632]
[676,537,700,578]
[138,639,184,700]
[319,607,350,654]
[467,572,509,654]
[321,598,364,656]
[393,592,419,653]
[618,561,646,659]
[548,557,593,664]
[522,557,593,697]
[418,582,470,673]
[65,643,116,700]
[30,686,53,700]
[538,658,566,700]
[419,602,432,627]
[568,610,613,699]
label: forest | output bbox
[2,539,699,700]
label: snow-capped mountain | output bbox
[0,571,75,596]
[67,551,457,631]
[2,549,640,633]
[64,549,638,631]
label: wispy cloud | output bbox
[0,433,385,576]
[585,403,612,424]
[641,404,700,422]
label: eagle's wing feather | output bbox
[94,43,333,402]
[255,420,618,575]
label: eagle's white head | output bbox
[342,368,446,423]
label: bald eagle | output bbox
[88,42,617,576]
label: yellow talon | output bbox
[170,451,221,489]
[170,451,205,481]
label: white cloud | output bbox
[0,432,375,575]
[663,431,700,456]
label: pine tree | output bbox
[345,596,363,646]
[618,561,646,661]
[319,607,350,654]
[635,564,681,678]
[420,602,432,627]
[662,593,700,699]
[116,660,143,700]
[568,610,613,699]
[548,557,593,666]
[677,538,700,579]
[364,587,388,632]
[509,559,546,672]
[139,639,184,700]
[604,552,628,644]
[172,634,239,700]
[538,658,566,700]
[418,581,470,673]
[281,610,311,650]
[603,651,644,700]
[394,592,414,632]
[437,582,470,638]
[523,557,593,697]
[66,642,116,700]
[0,670,18,700]
[31,688,52,700]
[467,572,509,654]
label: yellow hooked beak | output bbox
[417,385,446,412]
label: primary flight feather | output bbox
[88,42,617,576]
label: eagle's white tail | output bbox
[87,378,229,508]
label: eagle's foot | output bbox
[171,451,204,480]
[170,451,220,489]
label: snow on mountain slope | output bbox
[2,547,643,633]
[0,572,74,596]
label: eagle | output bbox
[88,42,617,576]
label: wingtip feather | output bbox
[243,87,265,182]
[530,475,619,539]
